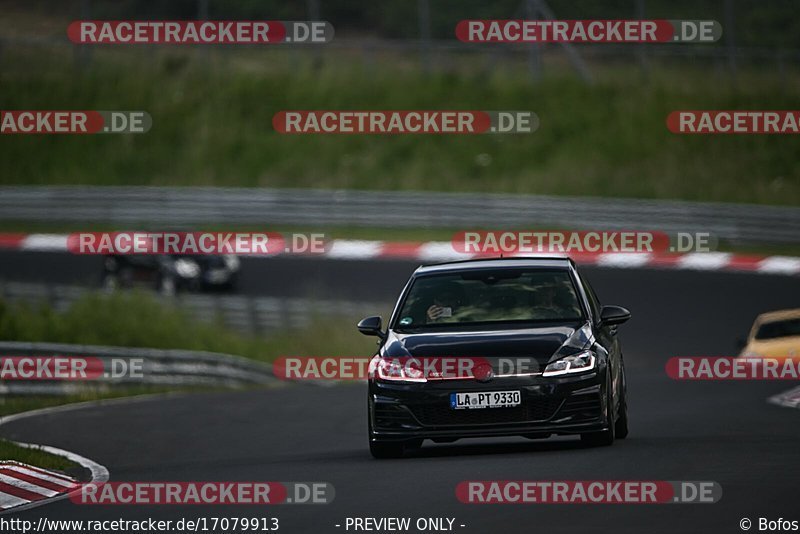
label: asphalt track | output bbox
[1,253,800,533]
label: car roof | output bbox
[415,256,575,275]
[755,308,800,324]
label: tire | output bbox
[369,440,406,459]
[615,364,629,439]
[580,371,616,447]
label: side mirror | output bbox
[600,305,631,326]
[357,316,385,339]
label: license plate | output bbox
[450,390,521,410]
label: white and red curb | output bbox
[0,401,112,514]
[0,461,77,511]
[0,233,798,275]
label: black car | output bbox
[358,257,631,458]
[102,254,240,294]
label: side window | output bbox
[581,274,602,322]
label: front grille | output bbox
[554,393,602,421]
[410,398,562,426]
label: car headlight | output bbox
[371,356,427,383]
[542,350,596,377]
[174,258,200,278]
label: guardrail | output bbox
[1,186,798,244]
[0,341,274,395]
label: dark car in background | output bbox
[102,254,240,295]
[358,257,631,458]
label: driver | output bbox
[426,284,463,323]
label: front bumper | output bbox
[369,370,607,442]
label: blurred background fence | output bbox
[3,0,800,81]
[2,186,799,245]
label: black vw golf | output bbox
[358,257,631,458]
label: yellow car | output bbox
[740,309,800,361]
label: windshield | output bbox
[755,317,800,340]
[394,269,584,328]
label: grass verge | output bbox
[0,291,376,364]
[0,440,80,473]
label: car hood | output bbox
[742,336,800,359]
[383,322,594,369]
